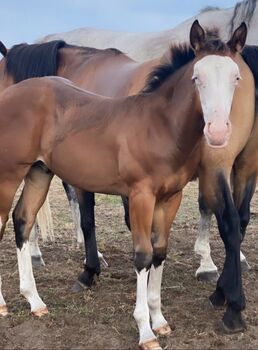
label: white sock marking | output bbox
[195,211,218,275]
[17,241,46,312]
[134,268,156,344]
[147,262,167,330]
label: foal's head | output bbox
[190,20,247,148]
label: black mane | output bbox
[143,29,228,93]
[242,45,258,97]
[6,40,66,83]
[5,40,124,83]
[142,45,195,93]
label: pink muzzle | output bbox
[204,120,232,148]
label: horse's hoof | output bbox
[220,308,246,334]
[0,305,8,316]
[139,339,162,350]
[196,270,219,284]
[31,256,45,268]
[31,307,49,317]
[153,324,172,337]
[241,259,251,273]
[220,318,247,334]
[71,280,89,293]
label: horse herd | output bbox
[0,18,258,350]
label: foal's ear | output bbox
[190,20,205,52]
[0,41,7,57]
[227,22,247,53]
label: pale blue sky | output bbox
[1,0,238,47]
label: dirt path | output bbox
[0,178,258,349]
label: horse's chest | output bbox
[157,155,200,198]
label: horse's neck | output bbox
[57,46,164,97]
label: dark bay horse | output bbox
[0,22,254,348]
[233,46,258,240]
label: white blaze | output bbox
[193,55,241,147]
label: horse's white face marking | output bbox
[193,55,241,148]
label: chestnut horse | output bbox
[0,22,254,348]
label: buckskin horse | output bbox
[0,22,254,349]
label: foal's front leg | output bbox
[129,188,161,350]
[148,191,182,336]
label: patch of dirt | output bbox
[1,177,258,349]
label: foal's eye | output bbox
[192,76,198,83]
[235,76,242,82]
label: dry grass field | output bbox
[0,177,258,349]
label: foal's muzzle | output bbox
[204,120,232,148]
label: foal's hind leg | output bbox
[148,191,182,336]
[13,162,53,316]
[0,179,26,316]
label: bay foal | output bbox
[0,23,255,289]
[0,22,254,348]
